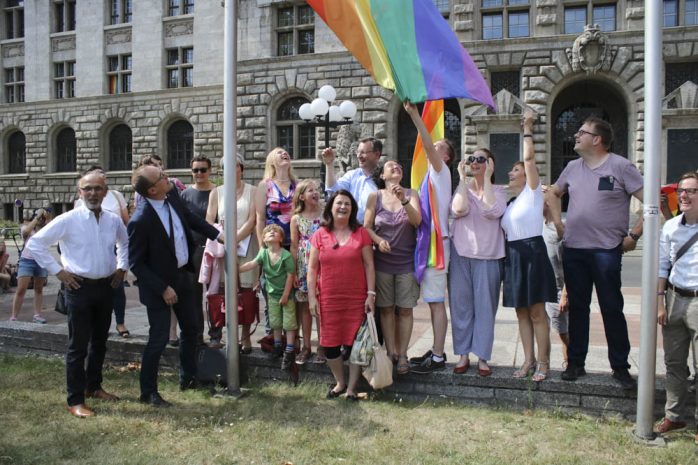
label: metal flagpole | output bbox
[223,0,241,396]
[634,0,662,442]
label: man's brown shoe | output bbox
[655,417,686,434]
[85,389,120,401]
[67,404,95,418]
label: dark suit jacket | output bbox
[128,188,219,307]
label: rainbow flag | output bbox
[307,0,495,106]
[412,100,445,283]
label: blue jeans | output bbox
[562,246,630,370]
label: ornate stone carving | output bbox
[165,19,193,37]
[566,25,616,75]
[335,123,363,174]
[2,43,24,58]
[51,36,76,52]
[663,81,698,110]
[105,28,132,45]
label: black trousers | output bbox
[65,279,113,406]
[140,269,198,396]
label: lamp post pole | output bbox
[299,85,357,191]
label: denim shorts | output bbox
[17,257,48,278]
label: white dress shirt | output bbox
[659,213,698,290]
[147,198,189,268]
[26,205,128,279]
[326,168,377,223]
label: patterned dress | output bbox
[265,179,295,248]
[294,215,321,302]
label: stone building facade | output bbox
[1,0,697,219]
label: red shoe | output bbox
[477,361,492,377]
[453,360,470,375]
[655,417,686,434]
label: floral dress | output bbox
[295,215,321,302]
[265,180,295,248]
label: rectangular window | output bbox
[54,0,76,32]
[491,70,521,96]
[4,66,24,103]
[3,0,23,39]
[433,0,450,15]
[107,54,132,95]
[665,62,698,95]
[165,47,193,88]
[482,13,503,39]
[482,0,503,6]
[592,4,615,32]
[168,0,193,16]
[687,0,698,25]
[667,129,698,182]
[490,133,520,183]
[54,60,75,99]
[110,0,132,25]
[664,0,678,27]
[276,4,314,56]
[564,6,587,34]
[508,11,529,37]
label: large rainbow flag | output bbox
[661,183,679,217]
[306,0,495,106]
[412,100,445,283]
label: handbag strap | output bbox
[366,313,379,346]
[675,230,698,265]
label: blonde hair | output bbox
[263,147,297,183]
[262,223,285,246]
[292,179,319,215]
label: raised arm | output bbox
[404,102,444,172]
[321,148,338,189]
[522,110,540,190]
[451,160,471,218]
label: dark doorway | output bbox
[397,99,461,190]
[551,80,628,209]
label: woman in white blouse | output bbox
[501,111,557,382]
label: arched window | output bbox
[55,127,76,172]
[7,130,25,174]
[109,124,132,171]
[276,97,315,159]
[167,120,193,169]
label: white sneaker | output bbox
[32,315,47,324]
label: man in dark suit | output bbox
[129,164,222,407]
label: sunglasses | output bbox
[466,155,488,165]
[191,168,208,174]
[677,187,698,195]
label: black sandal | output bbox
[117,329,130,338]
[326,385,347,399]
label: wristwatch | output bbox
[628,232,641,241]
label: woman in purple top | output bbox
[449,149,507,377]
[364,160,421,374]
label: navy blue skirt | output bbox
[503,236,558,308]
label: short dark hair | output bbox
[83,164,105,176]
[436,138,456,168]
[132,167,153,196]
[679,171,698,184]
[322,190,360,232]
[138,154,163,168]
[191,155,211,168]
[584,116,614,149]
[359,137,383,155]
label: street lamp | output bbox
[299,84,357,190]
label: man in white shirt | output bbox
[655,171,698,438]
[27,171,128,418]
[322,137,381,223]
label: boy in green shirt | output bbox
[240,224,297,369]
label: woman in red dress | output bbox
[308,190,376,401]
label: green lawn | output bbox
[0,354,695,465]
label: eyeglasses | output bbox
[191,168,208,174]
[677,187,698,195]
[149,171,167,188]
[79,186,105,193]
[575,129,599,138]
[466,155,488,165]
[357,150,376,156]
